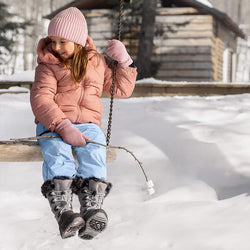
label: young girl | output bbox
[30,7,137,240]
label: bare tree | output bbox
[0,0,72,74]
[136,0,157,79]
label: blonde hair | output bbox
[59,44,100,83]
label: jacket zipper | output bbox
[76,84,84,123]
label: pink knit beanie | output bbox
[48,7,88,47]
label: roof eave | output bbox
[44,0,110,19]
[175,0,245,38]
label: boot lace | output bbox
[50,190,72,215]
[81,188,104,210]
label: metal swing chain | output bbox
[106,0,124,146]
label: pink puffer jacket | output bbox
[30,36,137,131]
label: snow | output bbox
[196,0,213,8]
[1,82,250,249]
[2,70,250,85]
[0,70,35,81]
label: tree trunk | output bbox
[136,0,157,80]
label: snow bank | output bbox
[1,88,250,249]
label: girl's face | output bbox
[50,36,75,60]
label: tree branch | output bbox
[6,135,149,182]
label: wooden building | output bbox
[45,0,245,82]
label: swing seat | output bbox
[0,141,116,162]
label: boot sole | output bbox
[78,210,108,240]
[61,217,85,239]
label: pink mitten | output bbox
[107,39,133,68]
[55,119,89,146]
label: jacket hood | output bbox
[36,36,98,65]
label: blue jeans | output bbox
[36,122,107,181]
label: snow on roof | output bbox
[196,0,213,8]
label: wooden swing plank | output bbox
[0,141,116,162]
[0,141,43,162]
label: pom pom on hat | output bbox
[48,7,88,47]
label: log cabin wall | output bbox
[214,19,238,82]
[213,37,224,81]
[152,8,237,82]
[153,9,214,81]
[82,7,238,82]
[82,9,117,53]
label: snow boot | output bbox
[41,177,85,239]
[73,177,112,240]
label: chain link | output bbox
[106,0,124,146]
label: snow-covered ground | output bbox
[1,84,250,250]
